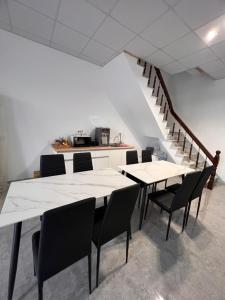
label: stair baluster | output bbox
[172,123,175,137]
[160,94,163,106]
[189,141,193,160]
[204,157,207,169]
[153,75,156,92]
[182,136,186,152]
[148,65,152,86]
[195,149,200,169]
[156,84,160,98]
[163,102,167,114]
[177,129,181,143]
[165,109,169,121]
[143,62,147,76]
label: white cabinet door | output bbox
[93,157,110,170]
[109,150,122,170]
[65,160,73,174]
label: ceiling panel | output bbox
[13,26,50,46]
[79,53,105,66]
[124,36,156,57]
[82,39,115,64]
[58,0,105,37]
[211,40,225,59]
[111,0,168,33]
[161,61,188,74]
[199,59,225,79]
[8,0,54,39]
[14,0,60,18]
[51,42,80,57]
[146,50,173,66]
[52,23,89,54]
[141,10,189,48]
[163,32,206,59]
[93,17,135,50]
[179,48,217,68]
[87,0,118,13]
[174,0,225,30]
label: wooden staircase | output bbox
[135,57,220,190]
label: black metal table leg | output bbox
[139,185,147,230]
[8,222,22,300]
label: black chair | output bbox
[40,154,66,177]
[92,184,140,287]
[126,150,138,165]
[142,149,152,163]
[145,171,201,240]
[166,165,214,225]
[32,198,96,299]
[73,152,93,173]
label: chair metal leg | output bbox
[126,228,130,264]
[144,197,150,220]
[185,202,191,226]
[96,246,101,288]
[88,253,92,294]
[196,194,202,218]
[182,206,187,232]
[8,222,22,300]
[164,179,168,188]
[139,185,147,230]
[166,213,172,241]
[137,188,142,209]
[104,196,107,207]
[38,282,43,300]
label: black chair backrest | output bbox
[172,171,202,211]
[126,150,138,165]
[191,165,214,200]
[146,147,154,155]
[142,150,152,163]
[99,184,140,245]
[73,152,93,173]
[37,198,96,282]
[40,154,66,177]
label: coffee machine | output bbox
[95,128,110,146]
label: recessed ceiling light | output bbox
[206,29,218,42]
[196,14,225,46]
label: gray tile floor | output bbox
[1,180,225,300]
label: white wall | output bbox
[103,53,165,147]
[0,30,140,182]
[171,71,225,180]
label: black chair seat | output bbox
[166,183,181,194]
[149,190,174,212]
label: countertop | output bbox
[52,144,134,153]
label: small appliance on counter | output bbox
[70,130,92,147]
[95,127,110,146]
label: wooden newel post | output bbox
[207,150,221,190]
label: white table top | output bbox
[118,161,194,185]
[0,168,136,228]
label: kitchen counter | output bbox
[52,144,134,153]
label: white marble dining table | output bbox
[118,160,194,230]
[0,168,136,300]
